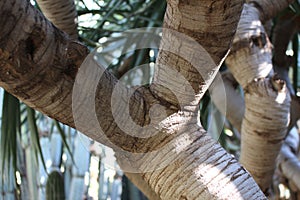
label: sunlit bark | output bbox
[0,0,267,199]
[278,127,300,191]
[211,78,300,193]
[36,0,78,39]
[226,3,291,193]
[247,0,295,21]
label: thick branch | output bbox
[278,127,300,191]
[150,0,244,106]
[125,172,162,200]
[0,0,83,126]
[271,13,300,130]
[0,0,160,152]
[211,76,300,192]
[36,0,78,39]
[0,0,267,199]
[226,3,291,192]
[247,0,295,22]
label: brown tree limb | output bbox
[226,3,291,192]
[211,74,300,192]
[0,0,267,199]
[36,0,78,39]
[271,12,300,131]
[125,172,162,200]
[247,0,295,22]
[34,1,162,197]
[150,0,244,106]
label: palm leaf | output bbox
[26,106,47,172]
[0,91,20,185]
[53,120,76,165]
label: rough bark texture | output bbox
[271,13,300,131]
[241,78,290,192]
[211,77,300,193]
[226,3,291,193]
[125,172,162,200]
[278,127,300,191]
[0,0,267,199]
[34,1,160,199]
[0,0,85,130]
[150,0,244,106]
[227,4,273,88]
[36,0,78,39]
[36,1,161,195]
[247,0,295,22]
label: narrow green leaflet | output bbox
[54,120,76,165]
[0,91,20,185]
[26,106,47,172]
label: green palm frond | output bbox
[26,106,47,171]
[0,91,20,182]
[77,0,166,45]
[289,0,300,14]
[54,120,75,165]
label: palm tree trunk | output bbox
[211,74,300,193]
[278,127,300,191]
[35,0,78,39]
[124,172,161,200]
[226,3,291,192]
[0,0,267,199]
[272,14,300,131]
[247,0,295,22]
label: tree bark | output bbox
[36,0,78,39]
[278,127,300,191]
[0,0,267,199]
[271,13,300,131]
[125,172,162,200]
[226,3,291,193]
[33,1,160,196]
[247,0,295,22]
[212,27,300,194]
[211,76,300,192]
[150,0,244,106]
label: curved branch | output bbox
[226,3,291,192]
[247,0,295,22]
[0,0,267,199]
[124,172,162,200]
[211,74,300,192]
[150,0,244,106]
[36,0,78,39]
[278,127,300,191]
